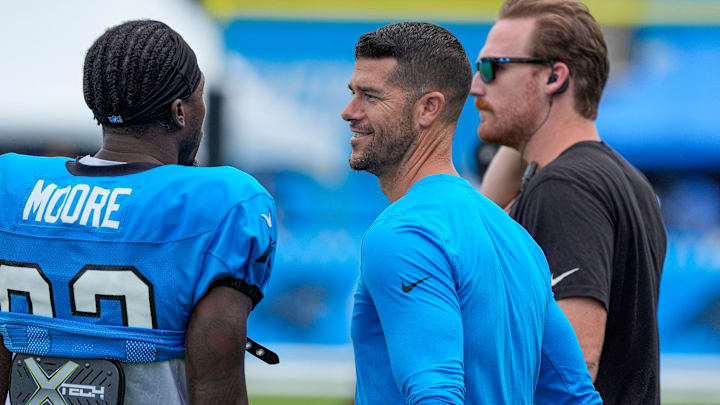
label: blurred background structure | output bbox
[1,1,719,403]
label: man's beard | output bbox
[178,131,202,166]
[476,82,546,151]
[349,108,417,176]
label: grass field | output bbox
[249,397,717,405]
[250,397,348,405]
[247,352,720,405]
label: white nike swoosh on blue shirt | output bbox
[260,213,272,228]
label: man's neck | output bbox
[377,126,458,203]
[96,131,178,165]
[523,113,600,168]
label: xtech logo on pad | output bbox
[9,355,120,405]
[24,357,105,404]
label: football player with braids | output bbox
[0,20,277,404]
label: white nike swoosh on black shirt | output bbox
[551,268,580,287]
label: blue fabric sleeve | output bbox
[535,299,603,405]
[361,218,465,405]
[195,193,277,306]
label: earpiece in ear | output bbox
[548,73,569,95]
[548,63,569,100]
[555,78,569,95]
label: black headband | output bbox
[93,33,202,126]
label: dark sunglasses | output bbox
[476,57,553,83]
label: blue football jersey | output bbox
[0,153,277,363]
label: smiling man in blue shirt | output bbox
[342,22,601,404]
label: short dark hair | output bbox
[355,22,472,124]
[499,0,609,120]
[83,19,196,131]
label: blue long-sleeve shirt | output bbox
[351,174,601,404]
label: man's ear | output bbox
[169,99,185,129]
[416,91,445,128]
[547,61,570,96]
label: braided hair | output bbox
[83,20,199,130]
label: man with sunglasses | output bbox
[472,1,667,403]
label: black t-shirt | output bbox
[510,141,667,405]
